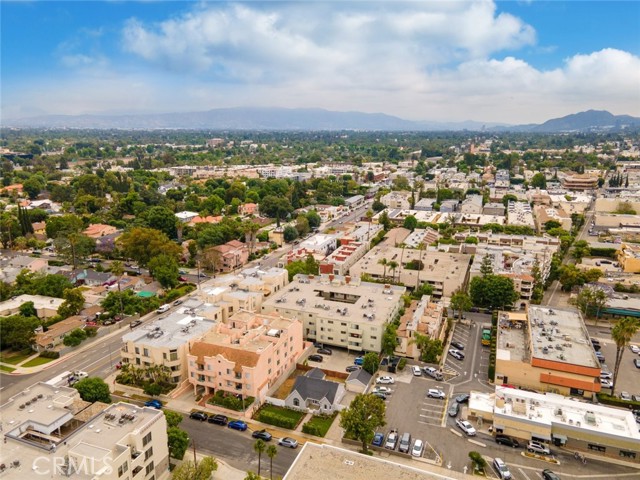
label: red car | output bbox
[178,276,187,282]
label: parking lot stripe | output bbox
[518,468,532,480]
[449,428,463,437]
[468,439,486,447]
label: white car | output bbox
[620,391,632,401]
[373,386,392,395]
[527,441,550,455]
[448,349,465,361]
[600,379,613,389]
[456,419,477,436]
[411,438,424,457]
[600,370,613,379]
[376,376,395,384]
[630,345,640,354]
[427,388,445,399]
[156,304,170,313]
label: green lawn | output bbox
[0,351,33,365]
[259,404,305,422]
[22,356,56,368]
[0,365,16,373]
[302,413,337,437]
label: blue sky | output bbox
[2,1,639,124]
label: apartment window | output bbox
[118,462,128,477]
[227,381,232,387]
[277,360,280,366]
[620,451,636,459]
[290,336,293,342]
[327,337,333,341]
[135,347,140,354]
[142,432,152,447]
[145,462,154,475]
[371,336,377,340]
[144,447,153,461]
[143,348,149,357]
[268,368,272,375]
[309,314,312,317]
[226,369,231,374]
[588,444,606,453]
[268,358,271,363]
[163,353,167,360]
[341,322,347,327]
[136,358,141,365]
[328,320,334,324]
[245,373,250,379]
[189,361,194,367]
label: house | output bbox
[284,368,345,414]
[345,368,372,393]
[95,231,121,253]
[188,215,222,227]
[33,316,85,352]
[210,240,249,272]
[65,269,114,287]
[83,223,118,239]
[175,211,200,223]
[0,294,64,319]
[31,221,47,237]
[238,203,259,216]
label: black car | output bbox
[451,341,465,350]
[447,402,459,417]
[455,394,470,404]
[346,365,361,372]
[308,354,323,362]
[317,348,333,355]
[189,412,208,421]
[542,469,561,480]
[634,358,640,369]
[252,429,273,441]
[495,435,520,448]
[130,320,142,328]
[208,414,228,425]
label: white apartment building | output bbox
[507,201,536,229]
[319,241,368,276]
[380,191,412,210]
[0,382,169,480]
[261,274,405,352]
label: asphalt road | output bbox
[180,416,299,478]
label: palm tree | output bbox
[378,257,388,281]
[242,221,261,256]
[387,260,399,284]
[266,444,278,480]
[611,317,640,396]
[365,209,374,241]
[592,289,609,325]
[253,439,266,477]
[110,260,125,316]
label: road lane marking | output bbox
[468,439,486,447]
[449,428,463,437]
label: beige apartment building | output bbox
[187,311,304,402]
[495,307,601,397]
[395,295,446,359]
[0,382,169,479]
[261,274,405,352]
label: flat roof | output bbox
[122,308,216,348]
[283,442,465,480]
[0,294,64,312]
[494,386,640,442]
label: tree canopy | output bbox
[339,393,387,454]
[74,377,112,403]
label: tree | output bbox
[379,210,392,231]
[19,301,37,318]
[479,254,494,277]
[0,315,39,350]
[164,410,184,429]
[167,426,190,460]
[387,260,399,283]
[611,317,640,397]
[254,439,266,477]
[63,328,88,347]
[571,240,591,261]
[362,352,380,375]
[145,206,178,239]
[266,444,278,480]
[260,195,293,220]
[402,215,418,232]
[55,233,95,269]
[378,257,388,281]
[118,227,181,267]
[110,260,125,315]
[381,323,398,356]
[45,214,84,239]
[450,290,472,321]
[295,215,311,237]
[74,377,112,403]
[244,473,260,480]
[171,457,217,480]
[544,220,562,231]
[339,393,386,454]
[469,275,519,310]
[58,288,86,318]
[148,254,180,289]
[530,172,547,189]
[409,333,443,363]
[283,225,298,243]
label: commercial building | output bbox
[261,274,405,352]
[298,234,339,256]
[0,294,64,319]
[349,247,471,298]
[120,305,217,384]
[495,307,601,397]
[617,242,640,273]
[562,173,599,191]
[468,386,640,464]
[187,311,304,403]
[0,382,169,479]
[344,195,365,209]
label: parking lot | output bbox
[592,334,640,397]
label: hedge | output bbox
[597,393,640,410]
[589,248,618,258]
[258,410,299,429]
[39,350,60,359]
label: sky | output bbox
[1,1,639,124]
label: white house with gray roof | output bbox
[284,368,345,414]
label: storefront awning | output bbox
[493,424,506,430]
[553,434,568,441]
[532,433,552,441]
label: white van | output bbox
[493,458,512,480]
[411,365,422,376]
[156,304,170,313]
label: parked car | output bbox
[178,276,187,282]
[354,356,364,366]
[228,420,248,431]
[376,376,395,384]
[630,345,640,354]
[600,379,614,389]
[102,319,115,326]
[526,441,550,455]
[455,394,470,404]
[447,402,459,417]
[372,391,387,400]
[252,429,272,441]
[398,432,412,454]
[189,412,208,421]
[278,437,298,448]
[317,347,332,355]
[411,438,424,457]
[456,419,476,436]
[450,341,465,350]
[346,365,361,372]
[173,299,183,306]
[634,358,640,369]
[542,470,561,480]
[423,366,443,380]
[156,304,170,313]
[308,354,323,362]
[129,320,142,328]
[384,429,398,449]
[208,414,228,425]
[493,457,512,480]
[144,400,163,409]
[427,388,445,399]
[620,391,632,401]
[495,435,519,448]
[372,432,385,447]
[411,365,422,376]
[448,349,465,360]
[373,386,391,395]
[600,370,613,379]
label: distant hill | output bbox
[3,107,638,132]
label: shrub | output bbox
[397,358,407,371]
[39,350,60,359]
[258,410,298,429]
[302,423,322,436]
[85,327,98,337]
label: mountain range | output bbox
[3,108,639,132]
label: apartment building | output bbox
[414,198,436,211]
[282,247,326,266]
[469,386,640,464]
[402,228,439,249]
[483,202,506,216]
[460,195,483,214]
[187,311,304,402]
[120,306,217,384]
[349,247,471,298]
[261,274,405,352]
[0,382,169,479]
[507,201,536,229]
[495,307,601,397]
[209,240,249,273]
[342,221,384,244]
[534,205,572,233]
[395,295,446,360]
[298,234,339,256]
[380,191,411,210]
[319,241,368,276]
